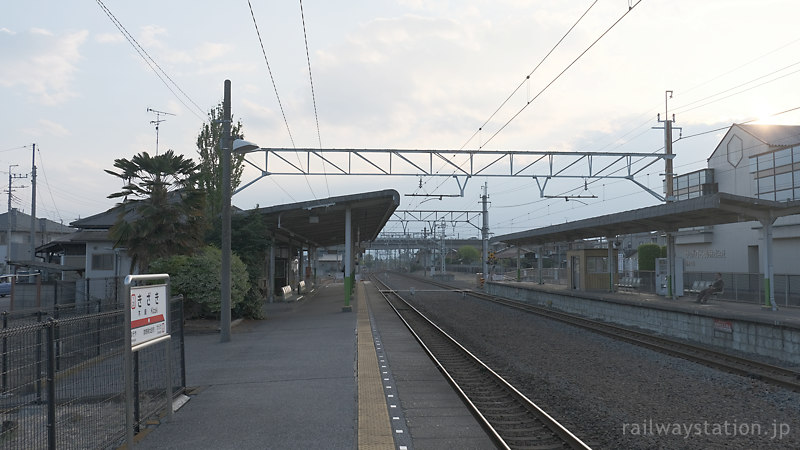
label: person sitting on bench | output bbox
[696,272,723,303]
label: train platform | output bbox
[134,278,491,449]
[426,270,800,329]
[420,270,800,366]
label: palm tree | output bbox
[105,150,205,273]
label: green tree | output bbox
[151,246,249,318]
[206,209,271,317]
[105,150,205,273]
[196,101,246,220]
[637,243,666,271]
[456,245,480,264]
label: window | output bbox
[776,172,793,190]
[758,153,774,171]
[91,253,114,271]
[776,189,793,202]
[760,176,774,192]
[586,256,608,273]
[775,148,792,168]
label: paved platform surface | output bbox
[134,279,493,449]
[136,282,358,450]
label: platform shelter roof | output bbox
[245,189,401,248]
[493,192,800,247]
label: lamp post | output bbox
[219,81,258,342]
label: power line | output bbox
[34,146,64,224]
[460,0,601,150]
[299,0,330,197]
[410,1,602,207]
[415,0,645,204]
[94,0,207,122]
[479,0,645,150]
[246,0,317,199]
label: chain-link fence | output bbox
[0,297,185,449]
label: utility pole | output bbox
[220,81,232,343]
[481,182,489,286]
[30,143,37,263]
[6,165,26,265]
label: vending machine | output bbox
[655,257,684,297]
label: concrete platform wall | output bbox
[486,282,800,366]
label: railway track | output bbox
[392,271,800,393]
[369,274,591,450]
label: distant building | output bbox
[0,208,74,273]
[38,205,132,302]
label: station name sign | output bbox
[130,283,168,347]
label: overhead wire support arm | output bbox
[234,147,671,200]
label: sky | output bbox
[3,0,800,239]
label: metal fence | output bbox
[507,268,800,307]
[0,297,185,449]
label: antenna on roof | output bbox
[147,108,176,155]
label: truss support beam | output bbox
[234,148,672,200]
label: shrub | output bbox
[151,246,251,319]
[637,243,665,271]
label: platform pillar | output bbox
[761,217,777,310]
[538,246,544,285]
[343,207,353,311]
[607,237,615,292]
[268,235,276,303]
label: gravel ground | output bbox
[385,274,800,449]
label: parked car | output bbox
[0,281,10,297]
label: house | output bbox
[0,208,75,274]
[38,206,132,303]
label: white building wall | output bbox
[675,125,800,275]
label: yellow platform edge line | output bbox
[356,281,396,450]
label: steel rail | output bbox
[401,273,800,393]
[370,274,592,450]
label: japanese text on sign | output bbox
[130,284,168,347]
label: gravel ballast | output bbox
[385,274,800,449]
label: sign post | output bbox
[123,274,173,447]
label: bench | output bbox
[687,280,724,297]
[616,277,641,292]
[278,285,293,301]
[297,280,306,294]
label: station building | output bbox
[673,124,800,275]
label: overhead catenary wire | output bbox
[299,0,330,197]
[415,0,645,206]
[409,1,601,209]
[460,0,601,151]
[247,0,317,199]
[94,0,207,122]
[479,0,645,150]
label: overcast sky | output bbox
[3,0,800,238]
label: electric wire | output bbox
[491,106,800,231]
[479,0,644,150]
[460,0,601,151]
[674,61,800,116]
[35,147,64,224]
[411,0,602,207]
[247,0,317,199]
[94,0,206,122]
[417,0,645,203]
[489,42,800,222]
[299,0,330,197]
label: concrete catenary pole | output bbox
[481,182,489,285]
[220,80,232,342]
